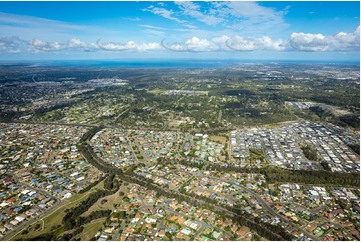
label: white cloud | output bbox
[138,42,161,51]
[290,27,360,51]
[31,38,98,52]
[0,12,83,32]
[96,41,128,51]
[122,17,141,22]
[143,29,166,36]
[139,24,166,36]
[68,38,98,51]
[259,36,286,51]
[161,35,286,52]
[161,36,218,52]
[96,40,135,51]
[174,1,224,26]
[290,33,328,51]
[211,35,231,50]
[31,39,64,51]
[185,37,218,51]
[0,37,162,53]
[138,24,166,30]
[69,38,82,47]
[221,2,289,33]
[145,1,288,34]
[1,26,359,54]
[224,1,286,19]
[226,36,286,51]
[227,36,258,51]
[142,6,186,24]
[0,36,28,53]
[0,12,92,38]
[183,24,198,29]
[0,12,123,42]
[96,39,161,52]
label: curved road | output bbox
[213,176,318,240]
[1,173,61,241]
[1,120,322,241]
[270,202,341,229]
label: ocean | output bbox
[0,59,359,69]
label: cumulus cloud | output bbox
[0,36,28,53]
[185,37,218,51]
[69,38,84,47]
[160,35,286,52]
[31,39,64,51]
[290,26,360,51]
[259,36,286,51]
[212,35,231,50]
[31,38,98,52]
[96,39,161,52]
[212,35,231,44]
[28,38,163,52]
[161,36,218,52]
[226,36,286,51]
[1,26,359,54]
[137,42,161,51]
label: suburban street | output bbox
[1,173,62,241]
[212,176,319,240]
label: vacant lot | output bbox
[209,135,227,145]
[82,184,127,217]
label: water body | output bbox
[0,59,359,69]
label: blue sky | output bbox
[0,1,359,61]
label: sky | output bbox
[0,1,359,62]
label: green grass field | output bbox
[149,88,166,95]
[74,217,107,241]
[12,180,106,240]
